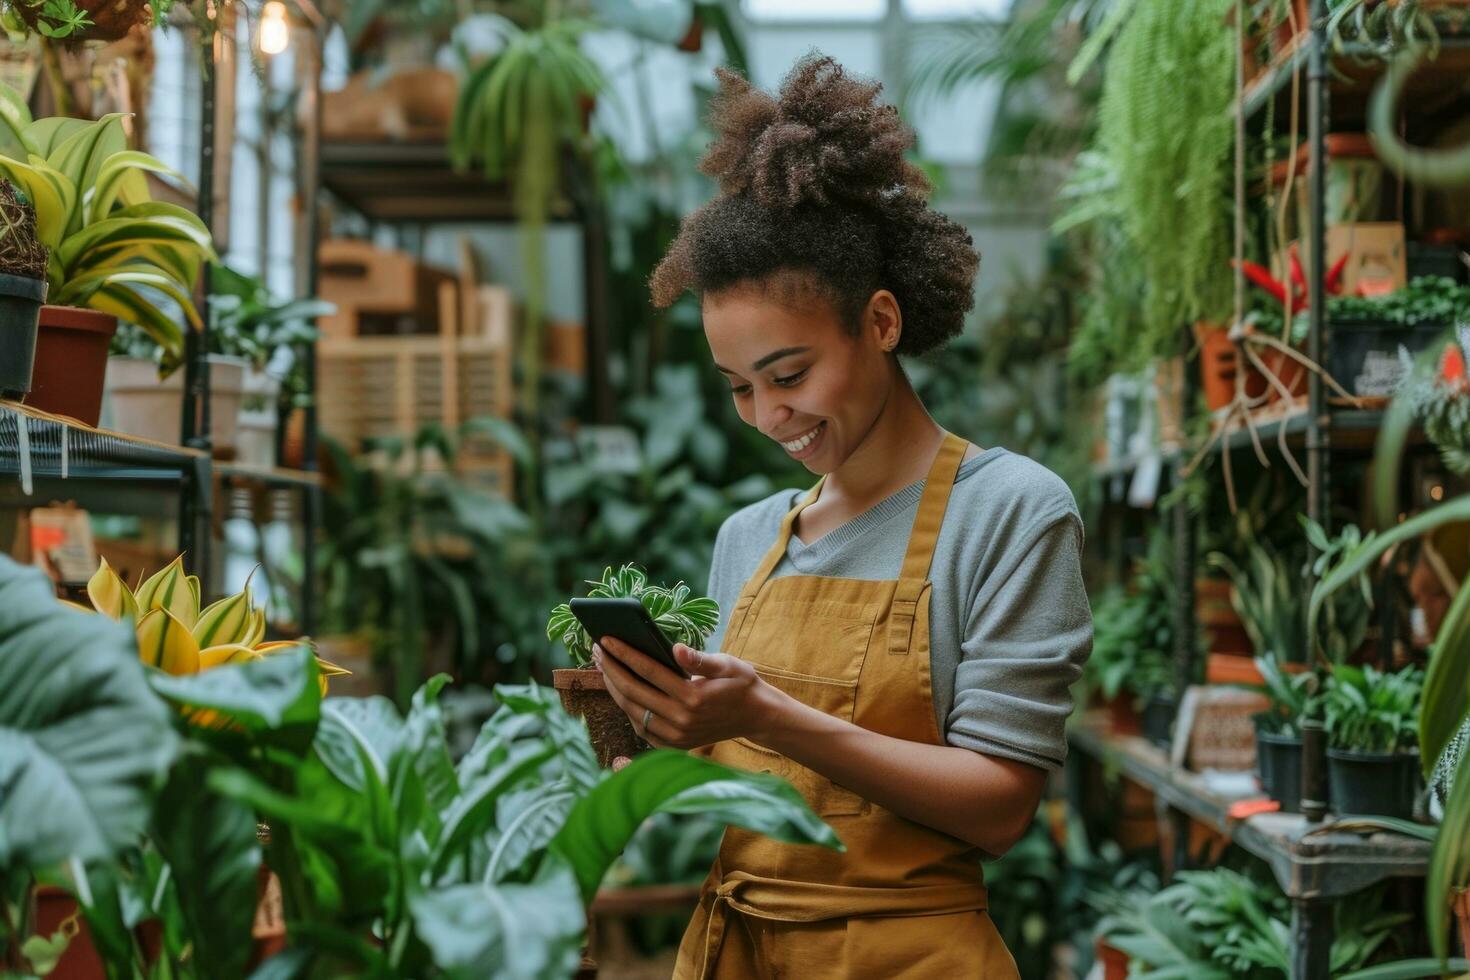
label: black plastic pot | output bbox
[1327,746,1420,819]
[1327,319,1445,399]
[0,271,47,399]
[1256,729,1304,813]
[1142,693,1176,749]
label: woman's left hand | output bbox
[593,636,773,750]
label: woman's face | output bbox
[703,280,898,474]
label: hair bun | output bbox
[700,54,930,211]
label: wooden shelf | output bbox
[1068,713,1432,900]
[319,140,583,224]
[215,462,323,488]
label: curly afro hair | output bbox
[650,54,979,358]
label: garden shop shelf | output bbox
[0,400,205,485]
[1209,405,1427,454]
[1241,37,1470,122]
[214,462,324,488]
[1068,714,1431,900]
[320,141,583,224]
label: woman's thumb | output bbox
[675,643,716,675]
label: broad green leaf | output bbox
[48,114,128,233]
[0,80,33,158]
[58,204,214,276]
[150,762,261,978]
[87,149,185,224]
[147,647,321,749]
[135,608,201,675]
[552,750,840,903]
[78,282,187,362]
[409,852,584,980]
[86,557,137,621]
[0,154,69,249]
[432,741,557,875]
[0,557,176,868]
[247,949,314,980]
[25,117,87,161]
[483,781,577,883]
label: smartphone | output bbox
[570,597,689,678]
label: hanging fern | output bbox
[1092,0,1236,365]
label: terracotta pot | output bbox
[27,306,117,426]
[553,668,649,768]
[1261,345,1309,403]
[1104,693,1143,736]
[33,885,104,979]
[1196,322,1266,413]
[1095,936,1130,980]
[1195,577,1253,655]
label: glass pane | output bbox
[902,0,1008,18]
[743,0,885,21]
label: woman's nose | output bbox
[754,392,791,437]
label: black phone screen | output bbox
[569,597,689,678]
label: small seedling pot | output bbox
[553,667,649,768]
[1327,746,1420,819]
[0,272,47,399]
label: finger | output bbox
[596,643,684,721]
[599,636,687,698]
[675,644,741,679]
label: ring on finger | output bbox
[641,707,653,735]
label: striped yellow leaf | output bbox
[194,590,253,648]
[86,558,137,621]
[136,608,200,676]
[60,599,95,614]
[242,607,267,647]
[187,575,202,615]
[198,644,260,670]
[134,556,198,629]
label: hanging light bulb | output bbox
[258,1,290,56]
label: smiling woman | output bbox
[592,52,1092,980]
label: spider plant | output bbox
[546,563,718,668]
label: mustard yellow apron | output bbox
[674,431,1020,979]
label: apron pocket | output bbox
[747,666,868,817]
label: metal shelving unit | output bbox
[0,16,326,634]
[1077,5,1462,977]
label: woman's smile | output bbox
[779,420,827,459]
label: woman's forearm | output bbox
[750,684,1046,856]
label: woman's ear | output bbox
[867,289,902,352]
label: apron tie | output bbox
[697,870,991,979]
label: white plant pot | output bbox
[104,354,248,452]
[235,367,280,468]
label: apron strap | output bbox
[889,432,969,656]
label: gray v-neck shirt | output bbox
[705,448,1092,772]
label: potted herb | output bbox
[547,563,718,767]
[1322,663,1425,819]
[0,88,214,427]
[0,180,48,400]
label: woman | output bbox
[591,54,1092,979]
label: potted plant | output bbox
[81,554,350,696]
[547,563,718,768]
[1326,276,1470,401]
[206,264,330,467]
[0,86,214,427]
[2,0,179,41]
[1250,655,1319,812]
[0,180,49,400]
[107,322,248,451]
[1322,663,1426,819]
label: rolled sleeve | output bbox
[945,513,1093,771]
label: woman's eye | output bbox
[731,385,752,396]
[774,369,807,387]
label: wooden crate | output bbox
[317,238,457,339]
[320,281,514,484]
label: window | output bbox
[742,0,885,22]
